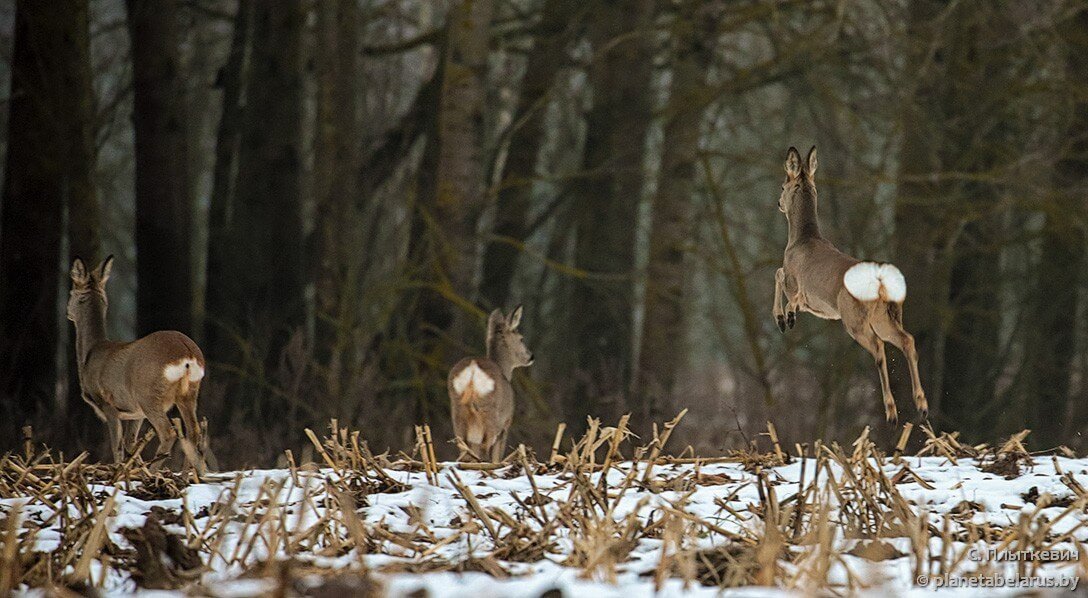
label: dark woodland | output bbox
[0,0,1085,467]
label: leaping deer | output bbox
[448,306,533,462]
[773,147,927,423]
[67,256,208,474]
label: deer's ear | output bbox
[785,147,802,178]
[806,146,817,178]
[70,257,89,283]
[96,255,114,286]
[507,305,523,329]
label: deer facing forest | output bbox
[68,256,208,474]
[773,147,928,423]
[448,306,534,461]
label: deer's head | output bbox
[68,255,113,323]
[779,146,818,215]
[486,305,533,377]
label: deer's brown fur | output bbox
[68,256,208,474]
[448,306,533,461]
[773,147,927,423]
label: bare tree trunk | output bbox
[893,0,952,421]
[181,0,227,329]
[313,0,361,401]
[204,0,306,408]
[567,0,655,431]
[432,0,494,337]
[379,3,491,436]
[479,0,580,309]
[937,6,1014,437]
[0,0,97,443]
[942,211,1003,432]
[402,0,492,371]
[64,0,101,452]
[204,0,250,351]
[892,0,1013,431]
[1024,11,1088,448]
[126,0,193,336]
[635,0,715,429]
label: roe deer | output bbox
[773,147,927,423]
[448,306,533,462]
[67,256,208,474]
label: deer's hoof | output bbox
[776,315,786,333]
[915,395,929,418]
[786,311,796,329]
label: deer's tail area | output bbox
[844,262,906,303]
[450,360,496,406]
[163,357,206,396]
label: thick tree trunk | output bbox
[313,0,361,400]
[941,209,1002,432]
[0,0,97,440]
[126,0,193,336]
[936,6,1013,437]
[379,3,491,436]
[402,0,492,371]
[635,0,715,429]
[181,1,224,329]
[566,0,655,431]
[1024,11,1088,448]
[892,0,951,420]
[204,0,306,409]
[205,0,251,352]
[893,1,1011,435]
[432,0,494,336]
[478,0,579,310]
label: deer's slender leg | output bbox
[199,419,219,472]
[471,442,485,463]
[125,419,143,456]
[82,393,108,422]
[773,268,787,332]
[872,339,895,422]
[875,319,928,418]
[177,396,206,475]
[144,407,177,469]
[104,408,123,463]
[176,391,207,476]
[860,332,896,423]
[492,429,508,463]
[177,396,201,449]
[843,310,897,423]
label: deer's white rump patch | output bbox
[163,358,205,383]
[844,262,906,302]
[451,361,495,397]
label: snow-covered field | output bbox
[2,428,1087,596]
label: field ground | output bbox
[2,418,1087,596]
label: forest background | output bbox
[0,0,1085,467]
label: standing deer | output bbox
[448,306,533,462]
[67,256,208,474]
[773,147,927,423]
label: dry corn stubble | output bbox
[0,419,1084,594]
